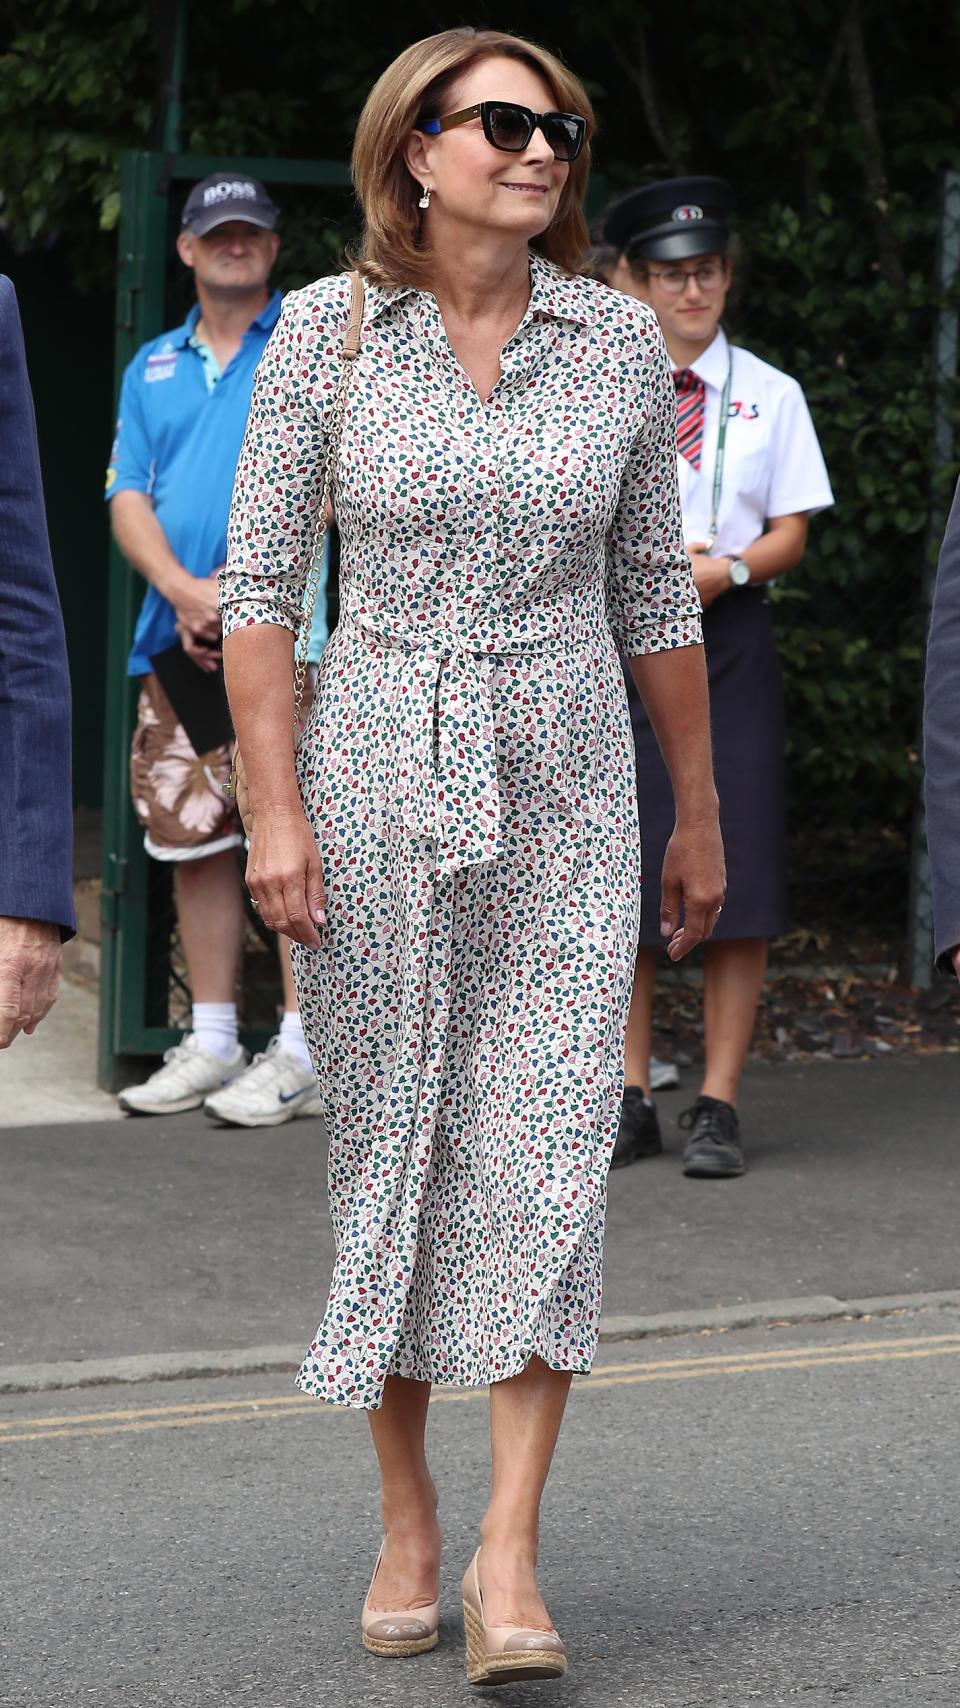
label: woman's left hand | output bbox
[660,813,727,961]
[687,544,731,609]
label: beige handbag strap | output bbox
[292,269,365,734]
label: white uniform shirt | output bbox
[677,327,834,557]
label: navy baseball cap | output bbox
[602,176,734,262]
[181,174,278,237]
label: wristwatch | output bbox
[728,558,751,588]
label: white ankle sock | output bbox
[278,1009,312,1072]
[192,1002,239,1062]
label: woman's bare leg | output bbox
[478,1356,573,1630]
[622,948,657,1091]
[700,937,769,1106]
[366,1375,442,1611]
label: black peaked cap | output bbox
[602,176,735,262]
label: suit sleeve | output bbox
[0,277,76,936]
[923,477,960,973]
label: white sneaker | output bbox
[204,1036,320,1128]
[118,1035,249,1115]
[649,1055,680,1092]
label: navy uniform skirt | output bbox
[627,586,787,946]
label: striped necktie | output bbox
[675,368,706,470]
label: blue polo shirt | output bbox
[106,290,283,676]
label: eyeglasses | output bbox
[645,262,727,295]
[418,101,586,163]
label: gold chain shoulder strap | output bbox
[291,268,365,738]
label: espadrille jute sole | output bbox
[463,1598,567,1685]
[362,1627,439,1659]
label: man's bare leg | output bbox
[174,848,245,1003]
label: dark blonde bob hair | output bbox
[351,27,595,289]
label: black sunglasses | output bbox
[419,101,586,163]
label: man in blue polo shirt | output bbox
[106,171,320,1124]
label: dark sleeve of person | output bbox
[923,476,960,975]
[0,275,76,938]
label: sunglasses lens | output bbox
[542,114,584,160]
[487,104,532,151]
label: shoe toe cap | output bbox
[502,1630,566,1655]
[364,1615,433,1642]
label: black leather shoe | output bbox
[611,1087,663,1168]
[679,1096,746,1178]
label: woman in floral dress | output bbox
[221,26,724,1685]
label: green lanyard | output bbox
[704,348,735,554]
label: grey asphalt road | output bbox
[2,1056,958,1368]
[4,1311,960,1707]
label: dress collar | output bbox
[526,251,596,327]
[364,251,596,330]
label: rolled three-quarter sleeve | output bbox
[605,318,702,658]
[220,289,332,637]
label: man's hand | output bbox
[951,945,960,979]
[0,917,62,1047]
[172,572,222,641]
[176,620,222,674]
[687,544,732,609]
[110,496,223,639]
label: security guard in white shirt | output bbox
[603,176,834,1179]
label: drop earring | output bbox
[418,185,431,210]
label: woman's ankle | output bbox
[699,1077,740,1107]
[380,1485,441,1542]
[480,1512,539,1562]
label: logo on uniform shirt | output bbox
[729,400,760,420]
[202,180,258,207]
[145,341,178,384]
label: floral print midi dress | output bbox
[221,252,701,1411]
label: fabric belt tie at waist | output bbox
[340,594,603,877]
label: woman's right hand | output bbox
[245,806,327,948]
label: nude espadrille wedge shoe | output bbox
[361,1542,440,1658]
[460,1548,567,1686]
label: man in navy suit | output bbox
[0,275,75,1047]
[924,480,960,977]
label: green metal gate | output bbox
[97,149,350,1089]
